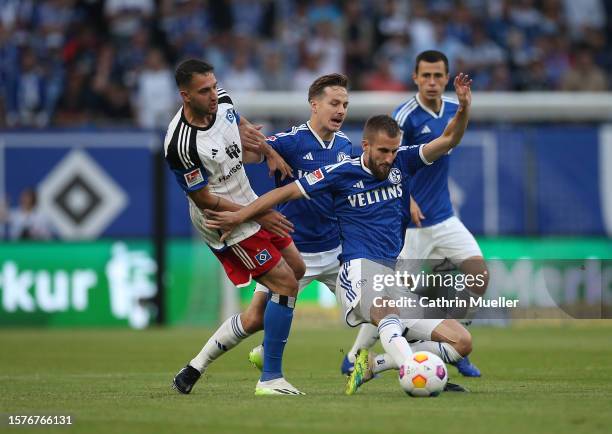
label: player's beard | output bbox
[368,155,391,181]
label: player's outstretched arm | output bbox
[206,182,304,240]
[189,186,293,238]
[421,73,472,163]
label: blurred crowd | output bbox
[0,0,611,129]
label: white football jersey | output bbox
[164,87,260,250]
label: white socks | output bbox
[372,353,398,374]
[372,340,463,375]
[377,315,413,367]
[409,340,463,364]
[190,313,250,372]
[347,323,379,363]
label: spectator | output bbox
[260,47,291,91]
[104,0,154,43]
[224,51,263,92]
[560,44,608,91]
[5,47,50,127]
[8,188,53,241]
[307,20,345,75]
[292,52,322,92]
[562,0,606,39]
[361,56,408,91]
[134,48,176,129]
[342,1,372,88]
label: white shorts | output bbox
[254,245,340,294]
[336,259,443,340]
[399,216,482,267]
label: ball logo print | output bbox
[398,351,448,397]
[255,249,272,266]
[388,168,402,185]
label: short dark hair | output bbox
[175,59,214,87]
[308,73,348,102]
[415,50,449,73]
[363,115,400,142]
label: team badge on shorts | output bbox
[388,168,402,184]
[184,168,204,188]
[255,249,272,266]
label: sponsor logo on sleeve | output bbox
[305,168,325,185]
[184,168,204,187]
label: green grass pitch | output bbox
[2,322,611,434]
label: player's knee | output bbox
[269,275,299,297]
[241,310,264,334]
[463,257,489,296]
[455,328,473,356]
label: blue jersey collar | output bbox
[416,94,445,119]
[306,120,335,149]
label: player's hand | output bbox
[410,196,425,227]
[238,122,267,154]
[454,73,472,110]
[266,148,294,181]
[204,210,242,242]
[255,209,294,238]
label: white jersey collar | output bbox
[360,153,373,175]
[306,120,335,149]
[416,93,445,119]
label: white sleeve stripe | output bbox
[181,124,193,167]
[177,123,189,168]
[325,159,351,172]
[294,180,310,199]
[184,126,194,166]
[394,100,418,127]
[419,144,433,165]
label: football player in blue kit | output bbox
[343,50,488,378]
[206,74,476,394]
[246,73,354,370]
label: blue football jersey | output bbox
[393,94,459,227]
[296,146,430,263]
[267,121,352,253]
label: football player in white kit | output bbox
[166,59,307,396]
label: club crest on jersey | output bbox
[255,249,272,266]
[337,152,349,162]
[225,110,235,123]
[305,169,325,185]
[184,168,204,187]
[388,168,402,184]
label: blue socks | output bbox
[260,293,295,382]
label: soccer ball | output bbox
[398,351,448,397]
